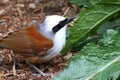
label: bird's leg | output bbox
[26,61,53,76]
[13,57,17,76]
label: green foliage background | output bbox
[62,0,120,53]
[54,0,120,80]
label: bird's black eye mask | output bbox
[52,17,75,33]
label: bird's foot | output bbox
[26,61,53,76]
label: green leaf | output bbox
[71,16,120,51]
[97,21,111,34]
[97,15,120,34]
[62,1,120,53]
[54,29,120,80]
[109,71,120,80]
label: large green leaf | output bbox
[54,29,120,80]
[62,1,120,53]
[71,16,120,51]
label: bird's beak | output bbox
[52,16,77,33]
[66,16,77,24]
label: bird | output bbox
[0,15,76,76]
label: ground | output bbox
[0,0,79,80]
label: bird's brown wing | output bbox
[0,26,53,56]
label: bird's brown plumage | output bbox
[0,26,53,63]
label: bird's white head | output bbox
[38,15,66,40]
[38,15,75,60]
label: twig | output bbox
[62,7,70,16]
